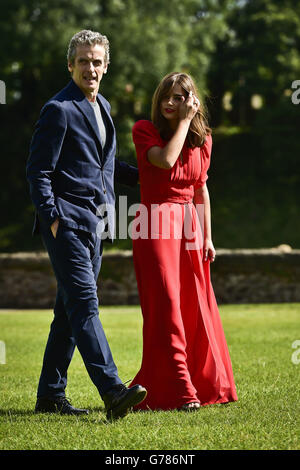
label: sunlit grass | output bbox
[0,304,299,450]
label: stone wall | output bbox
[0,245,299,309]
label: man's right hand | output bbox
[51,218,59,239]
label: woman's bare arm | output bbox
[194,184,216,262]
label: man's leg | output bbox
[39,222,122,397]
[37,221,147,419]
[37,286,76,398]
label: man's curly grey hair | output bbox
[67,30,110,65]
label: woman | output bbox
[130,72,238,410]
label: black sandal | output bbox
[180,402,201,411]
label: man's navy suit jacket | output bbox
[26,79,138,239]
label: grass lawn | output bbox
[0,304,299,451]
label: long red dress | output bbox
[130,120,238,410]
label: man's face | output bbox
[68,44,108,99]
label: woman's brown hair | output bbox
[151,72,211,148]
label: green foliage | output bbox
[0,0,299,251]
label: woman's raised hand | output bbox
[179,91,199,121]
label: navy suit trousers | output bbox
[37,221,122,398]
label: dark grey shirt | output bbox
[89,100,106,148]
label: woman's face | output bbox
[160,83,187,125]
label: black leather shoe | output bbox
[103,384,147,421]
[35,396,89,415]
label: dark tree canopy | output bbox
[0,0,299,251]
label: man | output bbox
[26,30,147,421]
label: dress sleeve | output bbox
[194,134,212,189]
[132,120,163,166]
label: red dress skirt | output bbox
[130,120,238,410]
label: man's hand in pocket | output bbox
[51,218,59,239]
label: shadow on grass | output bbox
[0,407,106,423]
[0,409,35,417]
[0,401,233,419]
